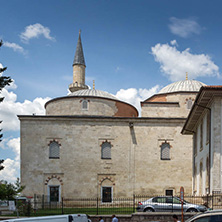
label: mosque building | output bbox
[19,31,206,202]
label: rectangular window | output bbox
[194,133,197,156]
[200,123,203,151]
[102,187,112,203]
[165,189,173,196]
[49,186,59,202]
[206,112,210,143]
[161,143,170,160]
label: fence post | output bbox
[42,194,44,210]
[212,192,214,210]
[96,197,99,215]
[27,200,31,217]
[62,197,64,214]
[34,194,37,214]
[133,194,135,213]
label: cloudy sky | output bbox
[0,0,222,182]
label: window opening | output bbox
[82,100,88,110]
[101,142,111,159]
[206,112,210,143]
[187,99,193,109]
[161,143,170,160]
[102,187,112,203]
[49,141,60,159]
[165,189,173,196]
[200,123,203,151]
[49,186,59,202]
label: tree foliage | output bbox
[0,40,12,171]
[0,178,25,200]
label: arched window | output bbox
[161,143,170,160]
[101,142,111,159]
[49,141,60,159]
[82,100,88,110]
[187,99,193,109]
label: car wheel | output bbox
[187,208,198,212]
[144,208,154,212]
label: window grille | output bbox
[49,141,60,159]
[161,143,170,160]
[101,142,111,159]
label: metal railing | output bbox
[9,193,222,216]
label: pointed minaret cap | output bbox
[73,30,86,67]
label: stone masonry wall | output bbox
[20,116,192,198]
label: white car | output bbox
[136,196,207,212]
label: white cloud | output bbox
[170,40,178,46]
[3,41,26,54]
[169,17,202,38]
[115,85,160,115]
[20,23,55,43]
[0,81,51,132]
[0,137,20,182]
[151,42,220,81]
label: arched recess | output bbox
[99,177,115,203]
[45,175,63,202]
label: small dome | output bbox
[69,89,118,100]
[158,79,206,94]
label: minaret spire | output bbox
[73,29,86,67]
[69,30,88,92]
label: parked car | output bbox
[185,210,222,222]
[136,196,207,212]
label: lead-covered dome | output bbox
[69,89,118,100]
[45,88,138,117]
[158,79,206,94]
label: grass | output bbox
[9,207,134,217]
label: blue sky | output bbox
[1,0,222,182]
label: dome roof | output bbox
[158,79,206,94]
[69,89,118,100]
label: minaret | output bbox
[69,30,89,92]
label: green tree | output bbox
[0,40,12,171]
[0,178,25,200]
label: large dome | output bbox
[158,79,206,94]
[69,89,118,100]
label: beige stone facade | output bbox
[19,114,192,199]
